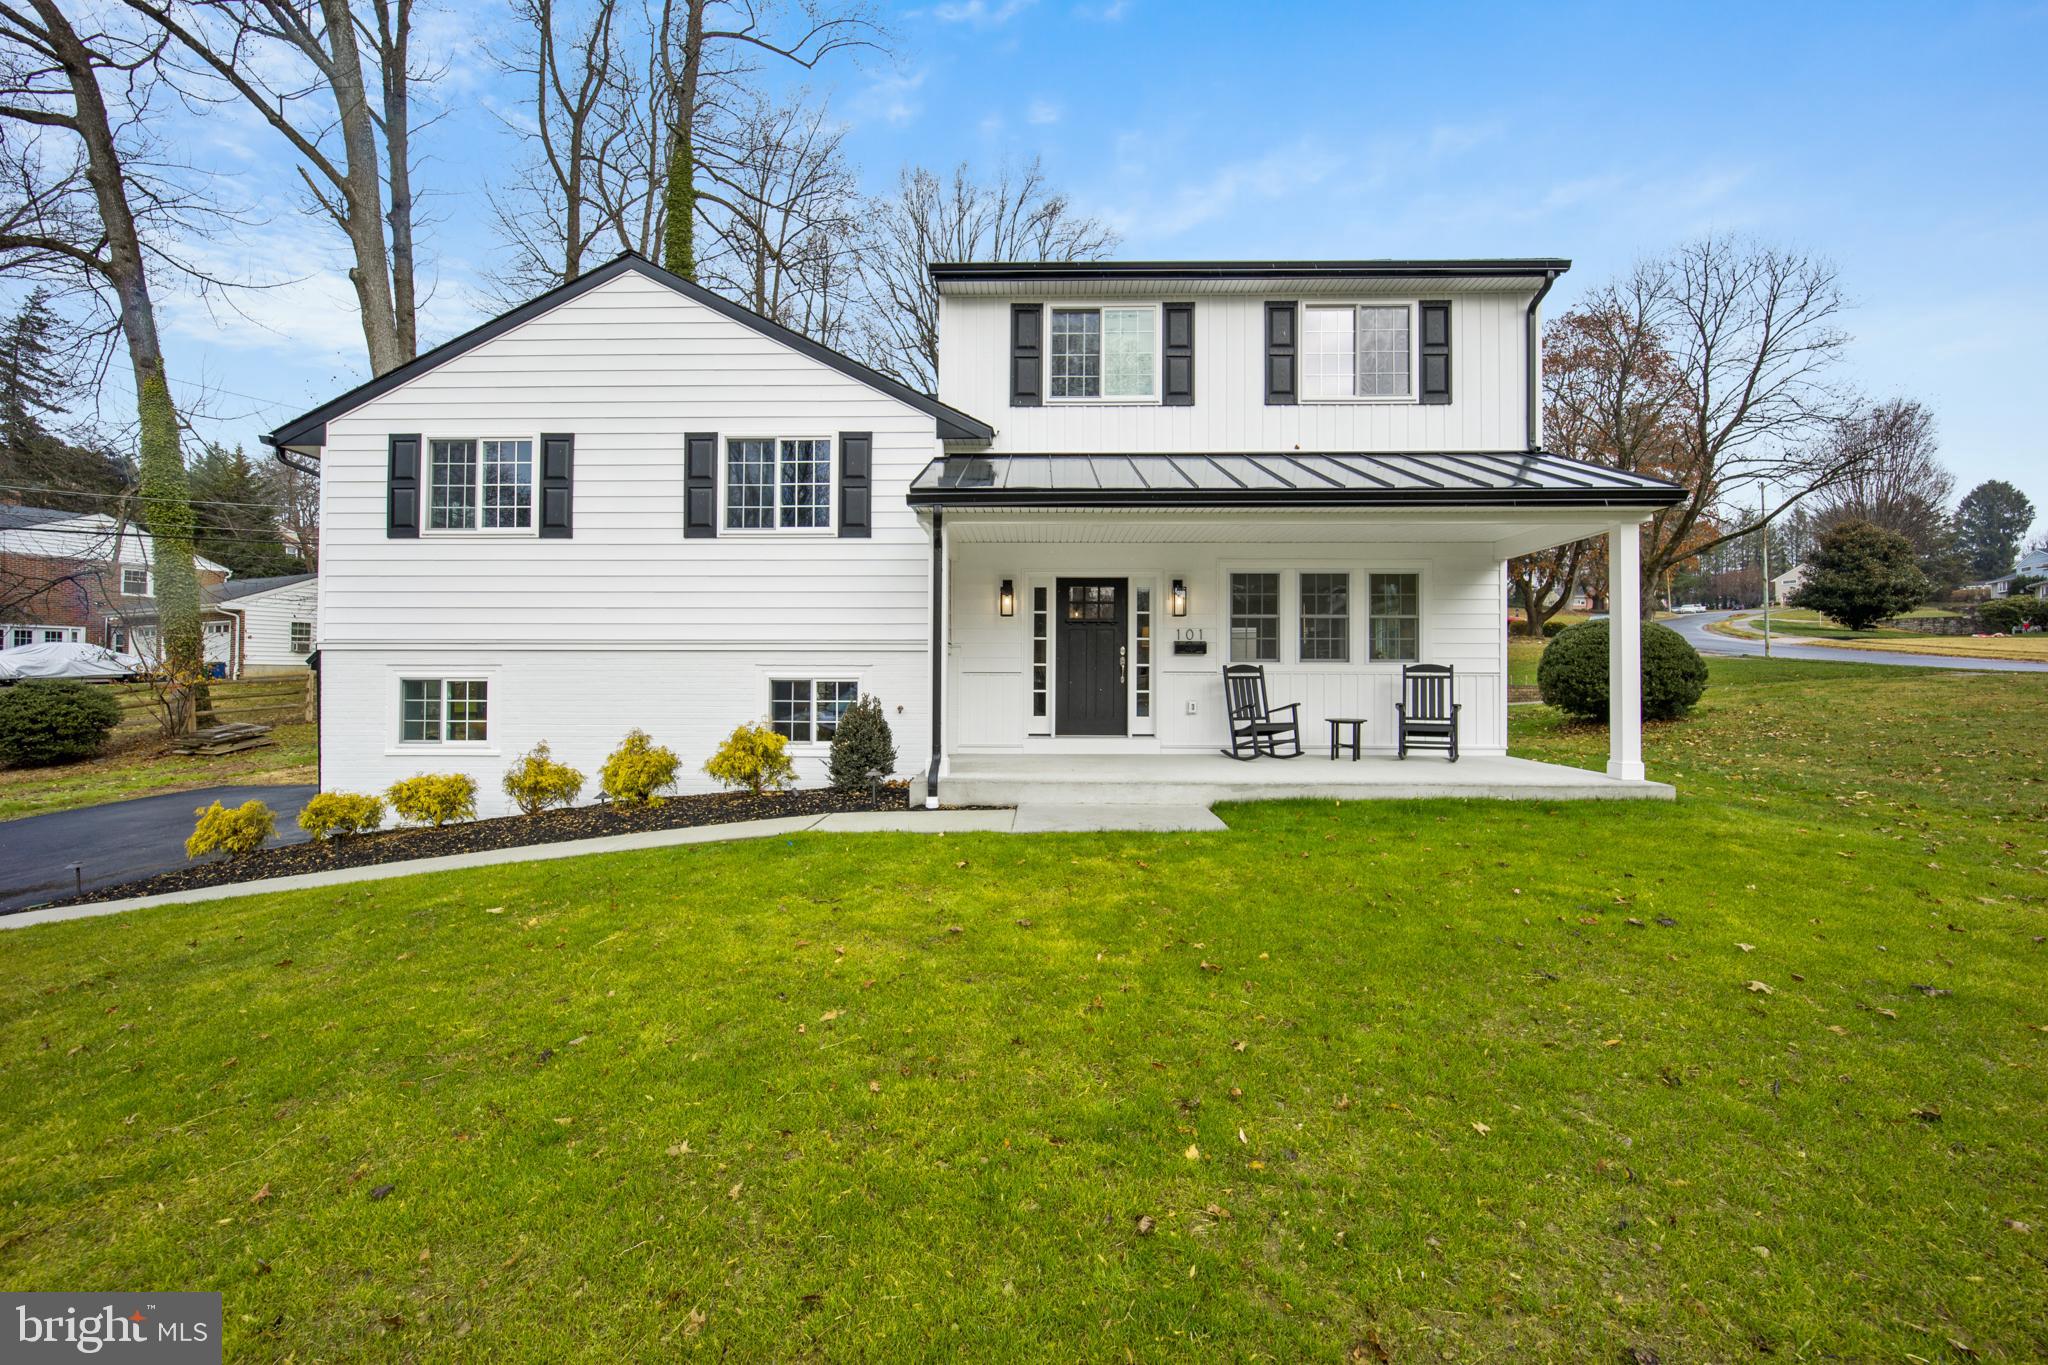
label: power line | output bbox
[0,482,309,514]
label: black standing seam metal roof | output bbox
[906,451,1687,509]
[259,253,995,451]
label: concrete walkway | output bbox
[0,802,1226,931]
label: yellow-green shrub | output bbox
[503,741,585,815]
[386,773,478,826]
[297,791,385,840]
[599,729,679,807]
[186,800,276,860]
[704,722,795,796]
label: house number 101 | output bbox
[1174,627,1205,640]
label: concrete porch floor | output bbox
[942,751,1674,807]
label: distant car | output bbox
[1674,603,1707,615]
[1586,613,1610,623]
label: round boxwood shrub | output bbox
[1975,598,2026,633]
[1537,620,1707,722]
[0,679,123,767]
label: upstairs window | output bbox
[429,439,534,530]
[726,438,833,530]
[1303,304,1413,400]
[1049,306,1156,400]
[120,566,149,596]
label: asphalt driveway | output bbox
[0,784,318,913]
[1669,611,2048,673]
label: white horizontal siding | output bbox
[226,581,317,672]
[937,291,1530,454]
[318,270,942,649]
[319,645,927,816]
[947,540,1508,756]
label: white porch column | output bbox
[1607,519,1645,781]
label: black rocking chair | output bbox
[1221,664,1303,760]
[1395,663,1461,762]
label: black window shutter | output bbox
[684,432,718,538]
[538,432,574,537]
[1162,302,1195,406]
[387,434,420,538]
[1264,302,1297,405]
[1419,300,1452,405]
[1010,303,1042,407]
[838,431,872,538]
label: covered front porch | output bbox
[910,450,1683,808]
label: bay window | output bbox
[1302,304,1414,400]
[1049,306,1156,400]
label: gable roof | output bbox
[906,450,1685,510]
[217,573,315,603]
[260,254,993,451]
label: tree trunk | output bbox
[319,0,407,374]
[660,0,705,280]
[376,0,418,360]
[35,0,210,725]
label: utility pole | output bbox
[1759,482,1772,658]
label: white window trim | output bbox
[1216,565,1428,667]
[720,435,837,537]
[288,621,313,655]
[386,667,500,755]
[766,675,860,748]
[422,435,540,538]
[1299,300,1421,405]
[1044,302,1163,406]
[120,566,151,596]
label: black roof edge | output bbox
[261,253,995,451]
[928,259,1572,282]
[907,486,1685,510]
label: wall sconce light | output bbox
[998,578,1016,617]
[1170,577,1188,617]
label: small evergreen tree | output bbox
[828,694,897,792]
[1790,520,1930,629]
[186,442,297,577]
[1953,480,2036,579]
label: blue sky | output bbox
[141,0,2046,536]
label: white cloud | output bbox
[850,67,928,127]
[929,0,1038,25]
[1107,139,1346,240]
[1026,98,1062,125]
[1075,0,1132,18]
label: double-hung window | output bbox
[1228,572,1281,663]
[289,621,312,655]
[1298,573,1350,662]
[429,439,534,530]
[1049,306,1156,400]
[770,679,857,743]
[120,566,149,596]
[1302,304,1414,401]
[726,438,832,530]
[1367,573,1421,661]
[400,678,489,743]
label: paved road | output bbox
[0,784,318,913]
[1669,611,2048,673]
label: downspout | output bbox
[1524,269,1559,450]
[925,506,944,809]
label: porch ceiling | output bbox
[938,507,1631,556]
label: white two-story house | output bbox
[264,254,1682,814]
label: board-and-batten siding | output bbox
[317,269,941,647]
[937,292,1531,454]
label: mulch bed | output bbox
[37,784,909,910]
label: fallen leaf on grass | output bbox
[867,1080,881,1094]
[684,1308,706,1338]
[1184,1144,1200,1161]
[250,1184,272,1205]
[1471,1121,1490,1136]
[1911,1107,1941,1122]
[2005,1219,2032,1233]
[483,907,505,915]
[1334,1095,1353,1111]
[1737,943,1755,953]
[819,1009,842,1022]
[1876,1008,1898,1020]
[727,1182,743,1200]
[1134,1215,1155,1236]
[369,1184,394,1201]
[1745,981,1774,995]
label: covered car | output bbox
[0,641,146,681]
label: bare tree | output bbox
[1808,399,1953,555]
[854,159,1119,393]
[125,0,429,375]
[0,0,213,726]
[266,457,319,569]
[697,93,859,343]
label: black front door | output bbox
[1056,578,1127,736]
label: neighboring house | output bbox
[262,253,1684,814]
[1963,547,2048,598]
[218,574,317,674]
[0,504,230,654]
[1769,564,1809,606]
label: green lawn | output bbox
[0,722,317,820]
[2,661,2044,1361]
